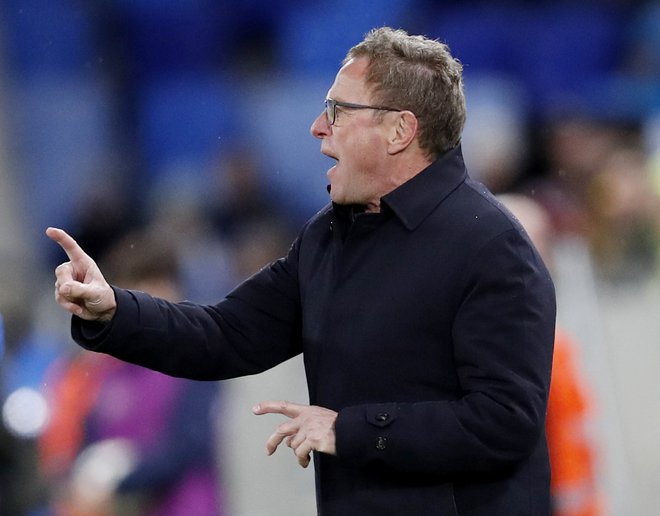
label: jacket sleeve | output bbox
[71,238,303,381]
[334,228,556,476]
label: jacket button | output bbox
[376,436,388,451]
[375,412,389,422]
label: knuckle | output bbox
[55,262,70,273]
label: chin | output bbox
[329,193,344,205]
[331,197,351,206]
[328,186,343,203]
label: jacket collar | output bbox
[381,144,468,231]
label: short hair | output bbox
[345,27,466,159]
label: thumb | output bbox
[57,279,117,321]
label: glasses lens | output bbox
[325,99,335,125]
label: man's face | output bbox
[310,58,394,211]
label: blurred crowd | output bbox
[1,0,660,514]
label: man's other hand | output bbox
[253,400,338,468]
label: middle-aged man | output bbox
[48,27,556,515]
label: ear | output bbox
[387,111,418,155]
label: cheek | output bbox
[354,135,385,172]
[345,131,381,161]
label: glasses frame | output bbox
[324,98,402,126]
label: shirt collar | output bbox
[380,144,468,231]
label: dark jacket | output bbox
[74,146,556,515]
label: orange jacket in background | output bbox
[547,329,604,516]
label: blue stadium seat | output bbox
[110,0,233,80]
[1,0,95,77]
[276,0,417,75]
[424,3,524,75]
[136,74,242,181]
[513,4,624,111]
[425,2,625,116]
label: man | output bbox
[48,27,556,515]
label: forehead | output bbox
[327,57,372,101]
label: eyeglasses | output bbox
[324,98,401,126]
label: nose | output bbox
[310,110,330,140]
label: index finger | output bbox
[46,227,89,263]
[253,400,304,418]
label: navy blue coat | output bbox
[74,146,556,515]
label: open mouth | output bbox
[325,153,339,175]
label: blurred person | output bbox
[204,145,294,280]
[207,146,283,240]
[586,147,660,283]
[524,116,660,283]
[460,76,530,195]
[526,117,627,237]
[69,175,137,267]
[39,231,222,515]
[145,170,237,304]
[499,193,604,516]
[46,27,555,515]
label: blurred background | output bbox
[1,0,659,514]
